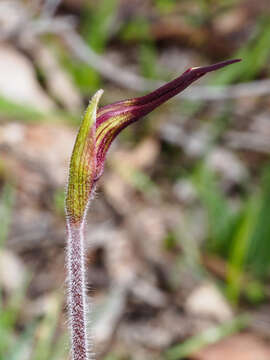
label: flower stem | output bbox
[67,223,90,360]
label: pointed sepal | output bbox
[66,89,104,226]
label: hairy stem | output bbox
[67,223,90,360]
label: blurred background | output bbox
[1,0,270,359]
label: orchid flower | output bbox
[65,58,240,360]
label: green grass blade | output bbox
[32,294,62,360]
[165,315,249,360]
[0,183,15,247]
[226,196,259,305]
[193,164,239,255]
[211,16,270,84]
[247,165,270,276]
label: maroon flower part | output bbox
[94,59,241,180]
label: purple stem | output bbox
[67,223,90,360]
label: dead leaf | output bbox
[192,333,270,360]
[185,283,233,322]
[0,45,55,110]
